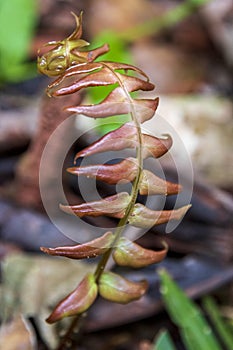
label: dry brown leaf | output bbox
[0,253,94,348]
[0,314,37,350]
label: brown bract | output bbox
[99,271,148,304]
[113,238,168,268]
[139,170,182,195]
[60,192,131,218]
[129,204,192,228]
[74,122,172,160]
[46,273,98,323]
[41,231,114,259]
[67,157,138,184]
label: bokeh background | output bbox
[0,1,232,349]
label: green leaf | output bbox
[153,330,176,350]
[203,297,233,350]
[0,0,38,82]
[90,30,131,63]
[159,269,222,350]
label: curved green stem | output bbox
[94,62,143,280]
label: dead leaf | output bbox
[0,253,94,348]
[0,314,37,350]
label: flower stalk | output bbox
[38,12,190,349]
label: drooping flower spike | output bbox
[38,12,191,327]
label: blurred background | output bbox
[0,0,232,349]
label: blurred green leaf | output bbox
[159,269,222,350]
[119,0,211,42]
[90,30,131,64]
[153,329,176,350]
[203,297,233,350]
[0,0,38,83]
